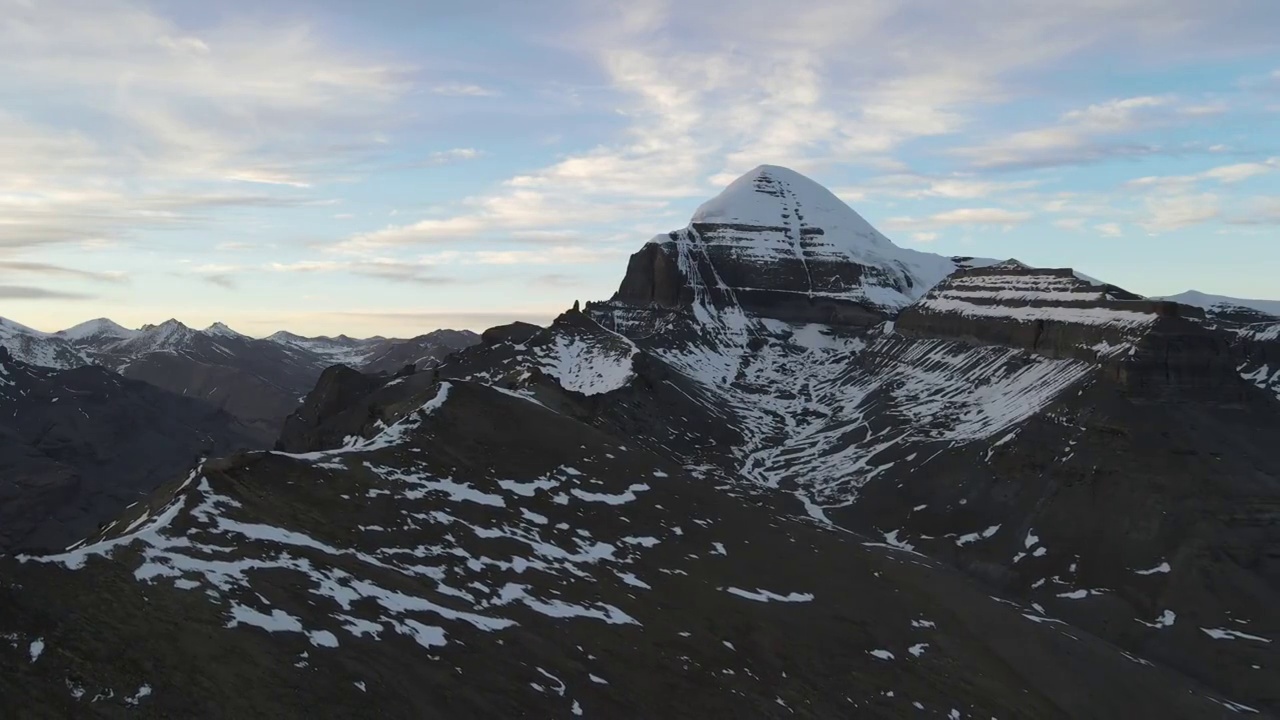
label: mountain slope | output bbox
[84,320,333,445]
[0,347,257,552]
[1,380,1250,718]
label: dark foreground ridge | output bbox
[1,165,1276,718]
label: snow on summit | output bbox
[57,318,140,342]
[692,165,898,256]
[652,165,999,313]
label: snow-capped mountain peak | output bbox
[605,165,997,327]
[120,319,198,355]
[203,321,246,339]
[692,164,897,255]
[56,317,139,343]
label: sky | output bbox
[2,0,1279,338]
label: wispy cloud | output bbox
[0,284,94,300]
[1126,158,1278,190]
[0,0,411,251]
[424,148,485,165]
[1139,194,1221,232]
[0,260,127,283]
[429,83,499,97]
[202,274,237,289]
[949,96,1190,170]
[885,208,1034,230]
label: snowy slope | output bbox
[203,322,249,340]
[56,318,139,344]
[108,319,200,357]
[0,317,90,369]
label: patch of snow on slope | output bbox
[722,587,814,603]
[1201,627,1271,643]
[540,334,637,396]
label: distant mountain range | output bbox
[1156,290,1280,322]
[0,317,479,445]
[0,166,1276,717]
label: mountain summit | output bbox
[608,165,994,328]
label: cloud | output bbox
[0,260,127,283]
[531,273,582,287]
[423,148,485,166]
[203,274,237,289]
[348,264,458,286]
[1094,223,1124,237]
[950,95,1186,170]
[1125,158,1277,190]
[0,1,410,251]
[322,0,1280,258]
[214,242,255,252]
[886,208,1033,230]
[1054,218,1086,230]
[835,175,1041,202]
[1139,194,1221,232]
[0,285,94,300]
[1201,161,1274,183]
[329,192,669,252]
[909,232,939,243]
[1226,197,1280,226]
[430,83,499,97]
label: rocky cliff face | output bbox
[1154,291,1280,403]
[895,261,1248,400]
